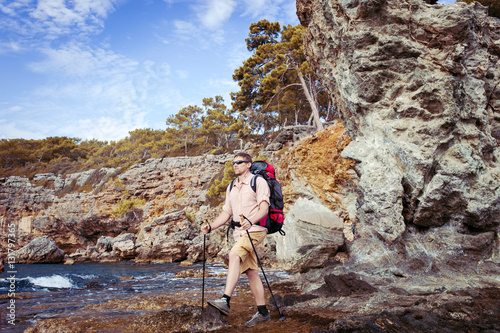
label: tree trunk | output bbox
[297,71,323,131]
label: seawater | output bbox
[0,261,289,332]
[0,261,229,332]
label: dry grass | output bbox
[279,123,355,211]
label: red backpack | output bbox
[230,160,285,235]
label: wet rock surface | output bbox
[20,263,500,333]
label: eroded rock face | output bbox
[0,155,232,263]
[298,0,500,271]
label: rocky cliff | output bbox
[1,125,354,268]
[1,155,233,263]
[3,2,500,331]
[297,0,500,274]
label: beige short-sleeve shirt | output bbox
[222,172,270,241]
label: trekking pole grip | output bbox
[240,214,252,226]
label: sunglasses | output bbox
[232,160,250,165]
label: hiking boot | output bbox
[244,311,270,327]
[207,298,230,316]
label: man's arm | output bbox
[240,201,269,230]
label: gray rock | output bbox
[69,248,88,261]
[96,236,113,253]
[112,233,136,259]
[273,125,316,145]
[275,198,344,271]
[11,236,64,264]
[33,173,57,182]
[298,0,500,272]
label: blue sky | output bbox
[0,0,299,141]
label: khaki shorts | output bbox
[231,231,267,273]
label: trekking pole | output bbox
[201,220,208,310]
[240,215,285,320]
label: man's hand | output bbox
[241,219,251,230]
[240,215,252,230]
[201,223,211,235]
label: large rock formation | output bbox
[0,155,232,262]
[297,0,500,272]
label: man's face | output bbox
[233,157,251,176]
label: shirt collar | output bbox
[237,172,253,185]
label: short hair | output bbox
[234,152,252,162]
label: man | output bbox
[201,152,271,327]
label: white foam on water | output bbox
[73,274,98,279]
[28,275,75,289]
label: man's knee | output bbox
[246,269,258,278]
[228,250,241,262]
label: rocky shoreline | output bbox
[21,263,500,332]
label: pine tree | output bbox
[232,20,333,134]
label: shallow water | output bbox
[0,261,289,332]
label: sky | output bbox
[0,0,299,142]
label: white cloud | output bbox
[173,18,225,46]
[0,119,46,140]
[1,0,118,40]
[67,111,148,141]
[28,42,138,78]
[12,40,179,140]
[195,0,236,30]
[0,41,23,54]
[240,0,298,24]
[241,0,267,17]
[176,69,189,79]
[208,78,238,101]
[173,19,198,39]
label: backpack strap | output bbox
[229,178,236,191]
[230,175,259,193]
[249,174,259,193]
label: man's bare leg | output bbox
[224,250,241,296]
[247,269,265,305]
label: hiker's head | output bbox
[233,152,252,176]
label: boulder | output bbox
[11,236,65,264]
[112,233,136,259]
[69,248,88,261]
[96,236,113,253]
[136,211,194,262]
[64,258,75,265]
[275,197,344,271]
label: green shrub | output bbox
[110,177,145,217]
[111,197,146,217]
[206,161,235,206]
